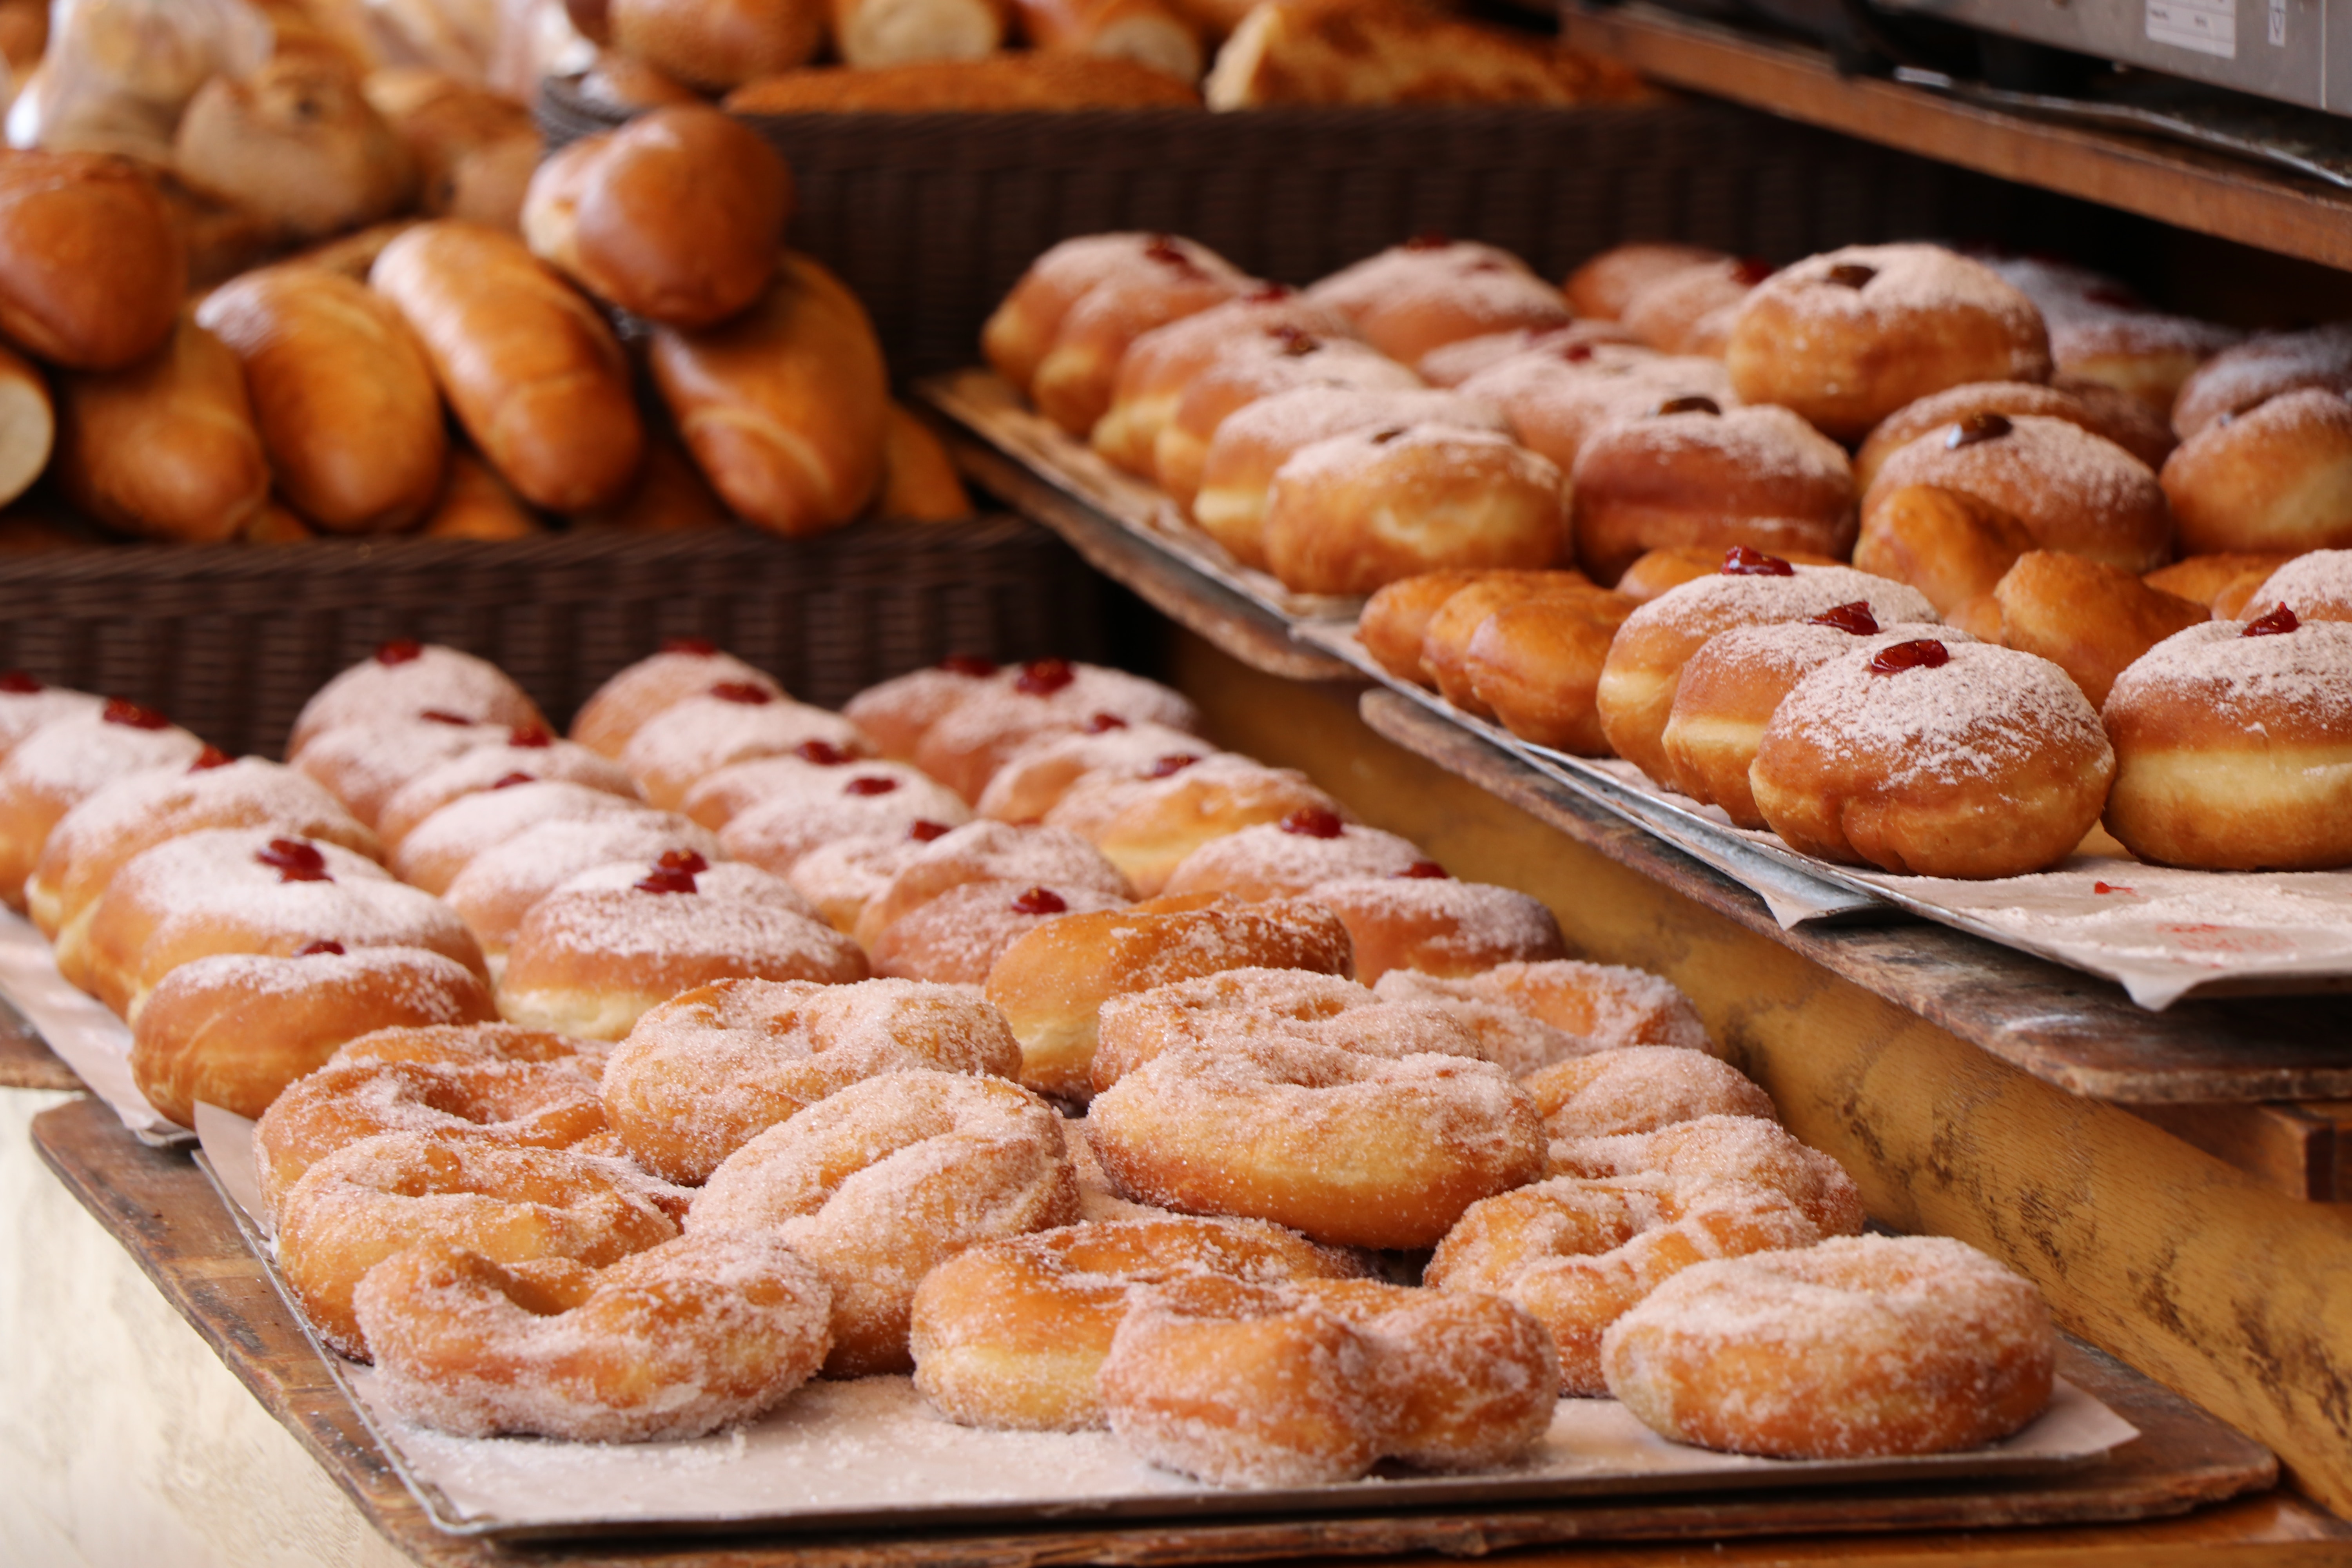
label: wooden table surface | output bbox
[0,993,77,1094]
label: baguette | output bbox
[833,0,1007,67]
[0,151,185,371]
[371,220,645,512]
[1015,0,1202,82]
[0,342,51,512]
[523,105,791,329]
[725,52,1200,111]
[876,402,973,521]
[1204,0,1651,107]
[608,0,827,92]
[649,252,888,537]
[55,315,271,544]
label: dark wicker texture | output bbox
[0,520,1102,760]
[538,87,2130,377]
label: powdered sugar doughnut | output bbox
[604,976,1023,1183]
[1160,811,1426,900]
[975,722,1220,824]
[786,828,937,934]
[1301,874,1566,985]
[1306,239,1572,367]
[841,655,1008,761]
[0,675,101,762]
[1427,1172,1821,1393]
[1414,570,1601,717]
[1546,1114,1865,1236]
[913,660,1203,804]
[1044,754,1348,896]
[1752,638,2114,878]
[1086,1032,1542,1249]
[1850,480,2040,621]
[1460,344,1739,487]
[356,1230,831,1441]
[375,737,637,850]
[1979,254,2238,416]
[1621,256,1770,357]
[1855,380,2174,492]
[442,812,720,960]
[688,1069,1079,1374]
[1862,412,2169,573]
[390,780,644,895]
[719,767,975,875]
[910,1215,1365,1431]
[2172,321,2352,439]
[1090,967,1485,1095]
[682,750,956,831]
[1090,289,1356,478]
[569,641,785,759]
[130,945,497,1126]
[1564,242,1733,321]
[866,879,1130,986]
[1154,333,1421,510]
[290,715,506,829]
[1376,959,1715,1062]
[1523,1046,1776,1140]
[2247,550,2352,622]
[0,700,207,907]
[1601,1234,2056,1458]
[1613,543,1835,604]
[2161,387,2352,556]
[853,819,1132,949]
[984,234,1204,396]
[1416,321,1642,388]
[1026,236,1250,437]
[287,640,544,757]
[1725,245,2051,441]
[621,688,874,809]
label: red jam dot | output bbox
[419,710,475,726]
[1397,861,1451,879]
[101,697,169,730]
[655,849,709,875]
[1869,639,1951,676]
[258,838,331,882]
[796,739,852,765]
[1280,807,1346,838]
[1732,256,1774,286]
[374,639,423,665]
[295,940,345,956]
[0,670,40,694]
[1148,753,1200,779]
[1809,601,1880,635]
[491,771,536,789]
[635,866,698,894]
[2093,881,2136,896]
[709,681,773,705]
[1084,712,1129,733]
[508,724,553,748]
[938,654,998,677]
[2244,603,2300,637]
[662,636,719,656]
[1721,545,1793,577]
[1947,412,2012,449]
[1015,658,1074,695]
[908,819,953,842]
[1825,262,1877,289]
[189,746,233,771]
[1010,886,1067,915]
[1406,229,1451,250]
[1561,342,1595,363]
[844,775,900,797]
[1656,395,1720,416]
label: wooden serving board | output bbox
[28,1095,2286,1566]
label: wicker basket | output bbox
[0,520,1101,759]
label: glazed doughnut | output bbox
[80,829,487,1021]
[570,640,785,759]
[1619,255,1772,358]
[1416,570,1598,715]
[442,812,721,961]
[274,1129,677,1357]
[1980,255,2239,415]
[866,879,1132,985]
[1302,875,1566,985]
[1305,238,1573,367]
[688,1069,1079,1374]
[0,676,102,763]
[1460,346,1739,492]
[1546,1114,1866,1236]
[389,780,644,896]
[853,819,1133,948]
[913,659,1203,803]
[1357,569,1504,684]
[289,715,506,830]
[130,946,497,1127]
[1263,423,1567,597]
[1085,1031,1542,1249]
[356,1230,831,1441]
[603,976,1023,1183]
[1152,334,1421,510]
[2146,551,2298,616]
[1160,811,1426,901]
[2161,388,2352,556]
[1612,543,1841,605]
[1191,386,1508,570]
[255,1057,612,1218]
[842,655,1010,760]
[1724,245,2051,442]
[1426,1172,1820,1393]
[1752,638,2114,878]
[621,687,874,810]
[1854,380,2174,492]
[1601,1234,2056,1458]
[374,736,637,851]
[1969,552,2207,706]
[683,750,959,831]
[1564,242,1732,321]
[1032,238,1252,437]
[1523,1045,1776,1140]
[787,828,948,934]
[2171,322,2352,440]
[1416,320,1642,388]
[909,1215,1365,1431]
[1594,557,1938,784]
[499,858,869,1040]
[984,898,1356,1099]
[975,721,1221,824]
[984,234,1191,396]
[1089,289,1356,477]
[287,639,544,757]
[1659,612,1962,827]
[2102,611,2352,869]
[1377,959,1713,1054]
[332,1022,609,1074]
[1849,483,2038,619]
[1044,753,1349,895]
[718,767,976,876]
[1862,412,2170,574]
[0,701,207,906]
[1100,1273,1557,1485]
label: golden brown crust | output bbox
[2144,551,2294,613]
[1357,570,1497,686]
[1854,379,2171,492]
[1416,571,1594,716]
[876,402,976,521]
[54,315,272,544]
[1851,484,2037,619]
[1563,242,1729,322]
[0,150,184,371]
[1978,551,2207,707]
[611,0,828,92]
[1465,589,1639,754]
[172,58,415,245]
[2160,388,2352,556]
[1860,414,2171,574]
[1203,0,1652,108]
[732,51,1200,111]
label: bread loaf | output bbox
[0,342,51,511]
[876,403,973,521]
[608,0,827,92]
[0,151,184,371]
[55,315,271,543]
[523,105,791,329]
[833,0,1007,67]
[363,70,541,233]
[371,220,645,512]
[725,52,1200,110]
[1204,0,1651,107]
[649,252,888,537]
[422,451,545,539]
[195,265,447,534]
[1016,0,1202,81]
[173,58,414,242]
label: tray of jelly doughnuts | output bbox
[0,639,2136,1531]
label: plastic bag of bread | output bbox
[6,0,271,162]
[174,57,416,243]
[1203,0,1651,109]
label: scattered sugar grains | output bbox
[1872,415,2156,521]
[2109,621,2352,729]
[1770,641,2107,788]
[1635,566,1938,640]
[1758,245,2042,336]
[1211,386,1510,456]
[1307,241,1561,320]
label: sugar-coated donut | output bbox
[1601,1234,2056,1458]
[1153,333,1418,509]
[287,639,545,757]
[719,765,975,875]
[274,1129,677,1357]
[866,879,1132,986]
[1968,551,2207,707]
[1100,1273,1558,1485]
[984,899,1356,1100]
[1416,571,1597,715]
[984,234,1197,396]
[1861,412,2170,574]
[1613,543,1840,605]
[1546,1114,1866,1236]
[1044,753,1348,895]
[2171,322,2352,440]
[1979,255,2239,416]
[1523,1046,1776,1140]
[2147,551,2299,616]
[1090,968,1485,1096]
[2102,612,2352,869]
[375,736,637,850]
[130,945,497,1126]
[787,829,940,935]
[621,688,874,810]
[1752,638,2114,878]
[1426,1172,1822,1394]
[1416,321,1642,388]
[975,721,1219,824]
[2244,550,2352,623]
[1459,346,1737,491]
[1027,236,1250,437]
[1854,380,2174,492]
[688,1069,1078,1374]
[909,1215,1365,1431]
[2161,387,2352,556]
[913,659,1203,803]
[1306,238,1572,366]
[1089,289,1355,478]
[569,640,785,759]
[1085,1031,1542,1249]
[1850,483,2039,619]
[1464,587,1644,753]
[356,1230,831,1441]
[332,1022,608,1073]
[0,701,207,907]
[1564,242,1734,322]
[1376,960,1714,1059]
[389,780,642,896]
[842,655,1010,760]
[290,715,506,829]
[682,750,956,831]
[853,818,1132,948]
[441,812,720,960]
[1619,256,1769,358]
[1303,874,1566,985]
[0,675,101,763]
[1160,811,1426,901]
[1724,245,2051,442]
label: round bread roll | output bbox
[2171,322,2352,441]
[54,314,271,544]
[606,0,828,91]
[2160,387,2352,556]
[1855,379,2174,491]
[0,149,184,370]
[1860,412,2171,574]
[1563,242,1731,321]
[1305,238,1572,367]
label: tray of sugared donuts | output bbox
[0,636,2154,1539]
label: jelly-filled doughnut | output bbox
[1546,1114,1865,1237]
[682,750,960,831]
[375,736,637,850]
[1160,811,1426,901]
[1416,320,1641,388]
[0,675,100,762]
[1861,412,2169,574]
[1620,254,1770,357]
[1463,586,1644,753]
[975,721,1222,824]
[1459,347,1737,497]
[985,234,1201,396]
[290,715,506,829]
[1979,254,2238,416]
[1302,874,1566,985]
[620,687,873,809]
[2171,321,2352,439]
[2147,551,2299,617]
[568,640,784,758]
[1088,289,1354,478]
[1853,380,2173,491]
[1357,569,1502,684]
[1305,238,1572,366]
[1849,482,2039,619]
[442,811,720,961]
[1523,1045,1776,1141]
[912,659,1202,803]
[1415,570,1598,715]
[1153,332,1419,510]
[866,878,1131,986]
[1612,543,1839,605]
[1967,551,2207,707]
[719,764,975,875]
[389,780,643,895]
[0,700,207,906]
[1044,753,1348,896]
[2160,388,2352,556]
[787,828,943,935]
[842,655,1010,760]
[287,639,544,756]
[852,818,1132,948]
[1564,241,1733,321]
[1027,236,1250,437]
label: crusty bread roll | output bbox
[876,403,974,522]
[362,70,542,234]
[1204,0,1651,108]
[55,315,270,544]
[371,220,645,513]
[422,450,544,539]
[0,342,51,512]
[724,52,1201,111]
[1018,0,1203,79]
[523,105,791,329]
[172,58,415,243]
[834,0,1008,66]
[608,0,828,91]
[0,151,185,372]
[195,266,447,534]
[649,252,888,537]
